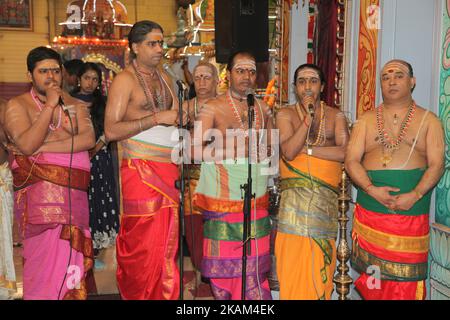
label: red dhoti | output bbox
[116,158,180,300]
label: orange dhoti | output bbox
[275,155,341,300]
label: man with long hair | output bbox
[105,20,186,300]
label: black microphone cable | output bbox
[57,102,75,300]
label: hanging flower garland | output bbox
[264,78,277,108]
[217,65,229,94]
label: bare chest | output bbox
[216,104,266,133]
[366,119,427,153]
[27,104,76,140]
[291,109,336,145]
[131,74,173,113]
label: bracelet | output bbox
[364,183,374,193]
[138,118,143,132]
[413,189,423,200]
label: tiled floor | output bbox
[88,247,213,300]
[11,242,213,300]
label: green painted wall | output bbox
[436,0,450,228]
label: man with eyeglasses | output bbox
[105,20,187,300]
[191,51,274,300]
[4,46,95,299]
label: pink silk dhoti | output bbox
[12,152,93,300]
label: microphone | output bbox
[305,91,315,118]
[308,104,315,118]
[245,89,255,124]
[163,63,187,91]
[246,88,255,107]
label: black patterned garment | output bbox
[88,144,120,249]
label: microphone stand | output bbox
[175,80,187,300]
[240,94,255,300]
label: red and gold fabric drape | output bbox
[315,0,338,108]
[356,0,380,117]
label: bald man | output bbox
[345,59,444,300]
[183,61,218,272]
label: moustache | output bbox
[45,80,60,86]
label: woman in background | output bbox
[72,62,120,257]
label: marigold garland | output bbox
[264,78,277,108]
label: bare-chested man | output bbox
[0,98,16,300]
[104,20,186,300]
[192,51,274,300]
[345,59,445,300]
[183,61,218,273]
[4,46,95,300]
[274,63,349,300]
